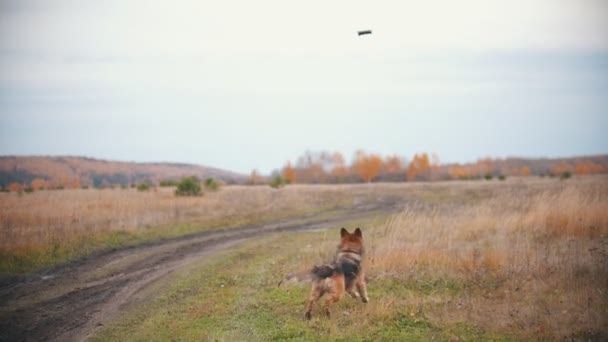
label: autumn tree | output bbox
[296,150,327,183]
[352,150,383,183]
[331,151,349,181]
[521,166,531,176]
[552,162,573,177]
[8,182,22,193]
[31,178,49,190]
[407,153,431,181]
[575,160,606,175]
[476,158,496,177]
[282,161,296,184]
[61,175,70,188]
[72,177,80,189]
[383,155,403,174]
[448,165,471,179]
[249,169,265,185]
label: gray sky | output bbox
[1,0,607,174]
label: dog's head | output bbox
[338,227,364,255]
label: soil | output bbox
[0,202,396,342]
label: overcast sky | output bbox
[1,0,607,174]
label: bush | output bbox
[175,176,202,196]
[204,177,220,191]
[498,175,506,181]
[160,180,179,187]
[560,171,572,180]
[270,175,287,189]
[137,183,150,191]
[23,187,34,193]
[484,173,493,180]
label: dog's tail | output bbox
[278,264,337,287]
[277,269,313,287]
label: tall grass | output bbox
[365,177,608,339]
[0,185,351,273]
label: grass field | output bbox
[0,185,357,274]
[84,176,608,340]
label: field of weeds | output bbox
[0,185,353,274]
[93,176,607,340]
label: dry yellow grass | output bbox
[0,185,353,262]
[363,176,608,339]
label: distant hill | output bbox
[0,156,247,188]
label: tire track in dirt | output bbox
[0,205,394,342]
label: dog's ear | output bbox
[340,227,349,237]
[354,227,362,238]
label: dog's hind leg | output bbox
[305,287,323,320]
[325,275,345,318]
[356,275,369,303]
[324,292,342,319]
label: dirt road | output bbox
[0,205,393,342]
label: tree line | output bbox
[268,150,608,184]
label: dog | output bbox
[279,227,369,320]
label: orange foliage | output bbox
[448,165,471,179]
[407,153,431,181]
[8,182,22,192]
[61,176,70,188]
[552,162,574,176]
[476,157,496,176]
[31,178,49,190]
[383,155,403,174]
[521,166,531,176]
[71,178,80,189]
[575,160,606,175]
[504,166,521,177]
[352,150,383,182]
[331,152,349,179]
[282,161,296,184]
[296,151,327,183]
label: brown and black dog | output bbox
[279,227,369,320]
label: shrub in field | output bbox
[23,187,34,193]
[159,180,179,187]
[175,176,202,196]
[270,175,287,189]
[137,183,150,192]
[484,173,493,180]
[204,177,220,191]
[498,175,506,181]
[560,171,572,180]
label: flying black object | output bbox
[357,30,372,36]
